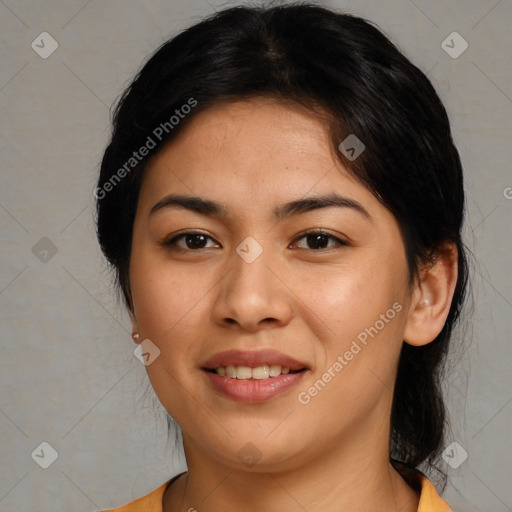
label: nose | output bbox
[211,241,294,332]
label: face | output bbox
[129,97,414,472]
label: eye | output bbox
[161,229,348,252]
[162,231,220,251]
[291,230,348,250]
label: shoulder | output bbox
[417,472,452,512]
[99,469,450,512]
[98,472,185,512]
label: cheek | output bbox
[129,253,207,421]
[318,265,407,377]
[129,249,209,356]
[296,257,407,340]
[297,278,406,427]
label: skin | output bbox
[128,97,458,512]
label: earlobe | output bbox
[403,242,458,347]
[129,308,141,344]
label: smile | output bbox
[201,349,309,403]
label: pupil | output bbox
[308,234,328,249]
[187,234,206,249]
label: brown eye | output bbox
[163,232,220,251]
[292,230,348,250]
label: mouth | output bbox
[201,349,309,403]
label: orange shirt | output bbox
[101,470,451,512]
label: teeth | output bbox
[215,364,294,379]
[269,364,281,377]
[236,365,252,380]
[226,365,236,379]
[252,365,269,380]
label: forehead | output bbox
[187,96,326,135]
[141,97,365,200]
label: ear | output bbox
[403,242,458,347]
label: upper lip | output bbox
[202,349,309,371]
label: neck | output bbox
[163,419,420,512]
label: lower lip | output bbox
[203,370,307,403]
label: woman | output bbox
[96,3,468,511]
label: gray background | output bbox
[1,0,511,510]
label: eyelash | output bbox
[161,229,349,252]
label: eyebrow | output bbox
[150,193,371,221]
